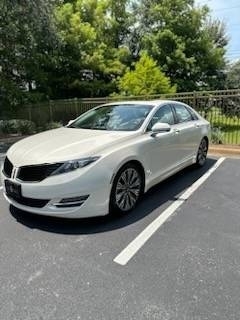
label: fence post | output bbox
[193,91,197,108]
[49,100,53,122]
[74,97,78,117]
[28,105,32,122]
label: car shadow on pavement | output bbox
[10,158,217,235]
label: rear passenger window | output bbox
[174,104,193,123]
[187,107,199,120]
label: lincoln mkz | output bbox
[1,100,210,218]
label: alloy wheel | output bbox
[197,139,208,166]
[115,167,142,212]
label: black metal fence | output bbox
[2,89,240,144]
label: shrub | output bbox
[0,119,36,135]
[211,127,224,144]
[45,122,62,130]
[0,120,14,134]
[36,122,62,132]
[17,120,37,134]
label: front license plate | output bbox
[5,180,22,199]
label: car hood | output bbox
[7,127,139,166]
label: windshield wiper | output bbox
[67,126,108,130]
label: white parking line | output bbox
[114,157,226,266]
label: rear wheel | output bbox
[110,163,143,215]
[196,138,208,167]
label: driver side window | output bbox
[147,105,175,131]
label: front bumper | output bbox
[1,167,111,218]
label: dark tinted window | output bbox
[147,105,175,130]
[174,104,193,123]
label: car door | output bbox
[171,103,202,163]
[141,104,183,188]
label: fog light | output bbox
[53,195,89,208]
[60,195,89,203]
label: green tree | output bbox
[118,53,176,95]
[0,0,230,110]
[0,0,59,111]
[226,60,240,89]
[201,18,228,90]
[54,0,132,98]
[133,0,227,92]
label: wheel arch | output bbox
[111,158,146,192]
[109,159,146,215]
[196,135,209,154]
[203,136,209,147]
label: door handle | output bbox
[174,129,180,134]
[194,124,200,128]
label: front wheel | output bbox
[196,138,208,167]
[109,164,143,215]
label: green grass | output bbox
[202,108,240,145]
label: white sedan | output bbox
[1,100,210,218]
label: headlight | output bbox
[51,156,100,176]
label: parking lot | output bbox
[1,156,240,320]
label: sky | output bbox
[196,0,240,61]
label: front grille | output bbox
[7,194,49,208]
[3,157,13,178]
[17,163,62,182]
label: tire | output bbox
[109,163,144,215]
[196,138,208,167]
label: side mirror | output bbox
[151,122,171,137]
[67,119,75,126]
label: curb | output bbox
[209,144,240,157]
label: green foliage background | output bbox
[0,0,231,112]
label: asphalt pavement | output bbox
[0,157,240,320]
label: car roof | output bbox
[102,100,185,107]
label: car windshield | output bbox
[68,104,153,131]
